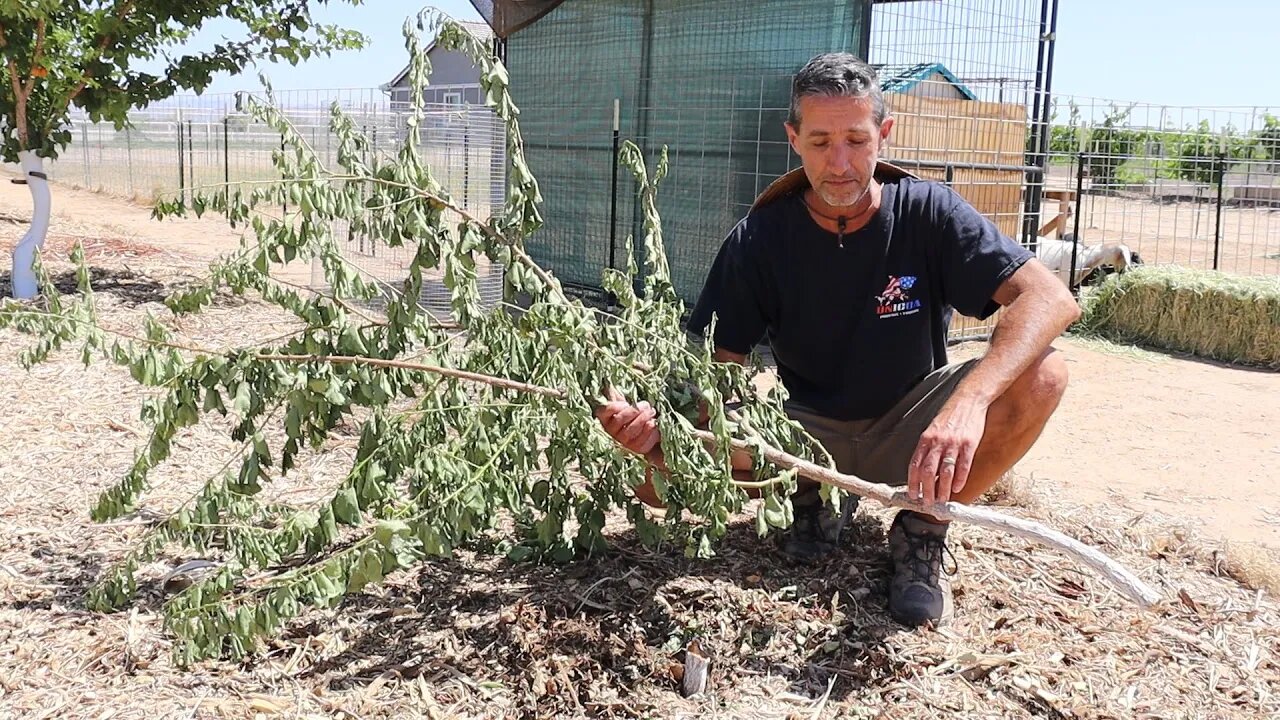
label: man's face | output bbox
[785,95,893,208]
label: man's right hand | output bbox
[595,387,662,457]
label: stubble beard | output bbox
[816,179,871,210]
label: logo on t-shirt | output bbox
[875,275,924,318]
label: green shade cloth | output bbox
[509,0,868,303]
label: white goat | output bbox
[1035,233,1138,287]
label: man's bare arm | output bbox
[953,258,1080,407]
[907,258,1079,505]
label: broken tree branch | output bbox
[21,18,45,98]
[705,430,1164,607]
[254,350,1164,608]
[16,292,1162,609]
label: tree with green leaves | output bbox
[1252,113,1280,172]
[1045,99,1083,158]
[1079,104,1148,192]
[1043,102,1149,189]
[1167,120,1254,187]
[0,12,1160,666]
[1,0,365,299]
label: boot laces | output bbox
[902,525,958,582]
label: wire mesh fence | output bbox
[26,88,508,320]
[869,0,1042,107]
[502,0,1051,347]
[1040,96,1280,280]
[41,89,397,202]
[868,0,1047,339]
[505,0,870,305]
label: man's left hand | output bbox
[908,398,988,507]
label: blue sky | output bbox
[1052,0,1278,108]
[182,0,1280,111]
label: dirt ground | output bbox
[951,340,1280,551]
[0,175,243,261]
[2,176,1279,718]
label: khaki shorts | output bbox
[784,359,979,487]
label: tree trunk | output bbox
[11,150,51,299]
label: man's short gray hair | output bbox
[788,52,888,127]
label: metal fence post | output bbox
[125,123,133,196]
[1213,151,1225,271]
[223,116,230,206]
[1021,0,1061,253]
[81,121,91,187]
[186,119,195,192]
[177,120,186,200]
[609,98,620,273]
[281,134,287,215]
[369,126,377,256]
[1068,150,1086,297]
[359,124,368,253]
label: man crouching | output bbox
[597,52,1079,627]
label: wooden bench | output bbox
[1038,189,1077,238]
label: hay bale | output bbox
[1076,266,1280,369]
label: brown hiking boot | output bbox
[775,483,858,564]
[886,510,955,626]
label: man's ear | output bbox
[784,120,800,155]
[879,116,895,146]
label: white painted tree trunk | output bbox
[11,150,51,299]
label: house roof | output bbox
[451,19,496,43]
[382,20,496,90]
[873,62,978,100]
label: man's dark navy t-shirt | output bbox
[688,177,1034,421]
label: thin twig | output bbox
[266,273,387,327]
[21,18,45,98]
[1,309,209,355]
[184,689,211,720]
[253,353,566,400]
[105,419,144,437]
[811,677,836,720]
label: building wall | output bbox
[422,48,486,87]
[902,72,968,100]
[391,86,485,107]
[389,47,486,109]
[882,93,1028,239]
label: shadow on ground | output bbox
[0,266,169,307]
[286,514,915,715]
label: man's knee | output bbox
[998,347,1068,426]
[1025,347,1069,405]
